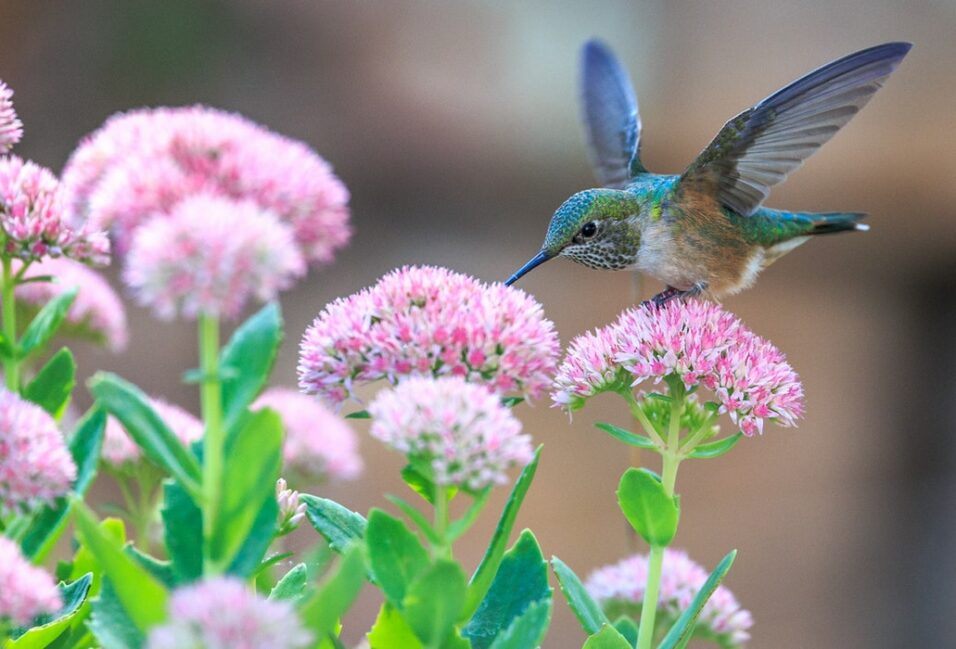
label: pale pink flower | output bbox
[0,389,75,513]
[0,81,23,153]
[0,537,62,626]
[586,549,753,647]
[15,258,128,351]
[253,388,362,480]
[122,194,305,321]
[102,397,202,468]
[276,478,306,530]
[145,577,312,649]
[0,156,108,264]
[61,105,350,264]
[368,376,533,490]
[553,300,803,435]
[298,265,560,403]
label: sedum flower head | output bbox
[0,389,75,513]
[103,397,203,468]
[61,105,350,264]
[0,81,23,153]
[0,156,108,264]
[16,258,128,351]
[367,376,533,490]
[276,478,306,532]
[122,194,305,321]
[145,576,312,649]
[253,388,362,480]
[586,549,753,647]
[0,537,62,626]
[298,265,560,403]
[553,300,803,436]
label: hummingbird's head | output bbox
[505,188,641,285]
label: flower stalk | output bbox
[199,312,224,574]
[1,256,18,390]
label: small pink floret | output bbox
[0,537,62,626]
[0,81,23,153]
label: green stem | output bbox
[678,413,718,457]
[621,389,666,448]
[199,313,224,574]
[433,486,451,559]
[2,257,18,390]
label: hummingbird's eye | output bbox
[580,222,598,239]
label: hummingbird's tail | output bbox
[808,212,869,234]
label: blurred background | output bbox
[2,1,955,646]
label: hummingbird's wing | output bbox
[677,42,911,216]
[579,40,647,188]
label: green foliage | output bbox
[88,579,143,649]
[402,560,468,648]
[298,544,367,642]
[688,433,743,459]
[486,599,552,649]
[595,422,657,450]
[302,495,367,553]
[161,480,203,582]
[400,464,447,505]
[582,624,634,649]
[365,509,430,607]
[23,347,75,420]
[385,494,441,546]
[269,563,309,602]
[657,550,737,649]
[612,616,638,648]
[219,302,282,431]
[7,574,92,648]
[551,557,609,635]
[367,604,423,649]
[18,289,77,359]
[616,468,679,547]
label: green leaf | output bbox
[551,556,608,635]
[161,480,203,582]
[127,547,177,588]
[657,550,737,649]
[400,464,441,505]
[228,494,279,578]
[71,500,168,632]
[447,488,491,542]
[595,422,657,450]
[18,288,77,358]
[88,579,143,649]
[220,302,282,431]
[298,544,367,640]
[21,408,106,561]
[612,616,638,648]
[365,509,430,607]
[583,624,633,649]
[403,560,467,647]
[463,530,551,648]
[367,604,424,649]
[88,372,201,498]
[616,468,679,547]
[463,446,541,619]
[501,396,524,408]
[486,598,552,649]
[210,408,282,572]
[23,347,75,419]
[8,574,92,648]
[302,495,367,553]
[345,410,370,419]
[688,433,743,459]
[385,494,441,546]
[270,563,309,602]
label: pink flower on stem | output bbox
[253,388,362,481]
[298,265,560,403]
[586,549,753,647]
[122,194,305,321]
[0,81,23,153]
[103,397,202,468]
[0,537,62,626]
[368,376,533,490]
[145,576,312,649]
[0,389,75,514]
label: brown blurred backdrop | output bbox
[2,1,955,647]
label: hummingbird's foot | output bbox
[642,283,708,309]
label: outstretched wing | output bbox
[579,39,646,188]
[678,42,911,215]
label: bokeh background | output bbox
[2,1,955,647]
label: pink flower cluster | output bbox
[276,478,306,530]
[145,577,312,649]
[586,548,753,647]
[0,537,62,626]
[16,258,128,352]
[368,376,533,490]
[253,388,362,481]
[298,266,560,403]
[102,397,203,468]
[0,81,23,153]
[0,156,108,264]
[61,105,350,265]
[122,195,305,320]
[0,389,75,513]
[553,300,803,436]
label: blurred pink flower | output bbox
[298,265,560,403]
[0,156,108,264]
[16,258,128,352]
[553,300,803,435]
[0,81,23,153]
[586,548,753,647]
[0,389,75,513]
[103,397,203,468]
[368,376,533,490]
[0,537,62,626]
[145,576,312,649]
[122,194,305,321]
[61,105,350,264]
[253,388,362,481]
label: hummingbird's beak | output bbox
[505,250,554,286]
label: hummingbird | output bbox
[505,40,911,306]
